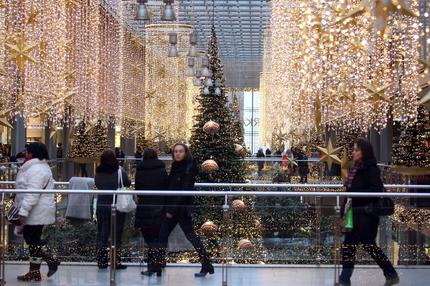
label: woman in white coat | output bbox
[14,142,60,282]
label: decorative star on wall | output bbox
[317,138,342,171]
[5,33,38,73]
[26,7,40,28]
[364,83,392,110]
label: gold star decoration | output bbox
[131,35,143,49]
[59,39,74,53]
[272,129,288,148]
[131,63,143,75]
[0,0,6,9]
[332,0,369,26]
[5,33,38,73]
[364,83,392,110]
[64,69,76,87]
[287,154,298,168]
[373,0,418,34]
[317,138,342,171]
[340,148,352,181]
[0,117,13,129]
[26,7,40,28]
[65,0,80,10]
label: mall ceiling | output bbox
[115,0,271,88]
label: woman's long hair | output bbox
[172,143,193,162]
[354,138,376,162]
[100,149,119,172]
[143,148,158,160]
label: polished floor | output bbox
[3,264,428,286]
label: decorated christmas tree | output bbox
[190,26,264,263]
[392,106,430,167]
[69,121,108,161]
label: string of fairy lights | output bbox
[0,0,198,141]
[261,0,424,144]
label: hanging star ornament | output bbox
[341,148,352,181]
[364,83,392,110]
[0,117,13,129]
[5,33,38,73]
[317,138,342,171]
[0,0,6,9]
[26,7,40,28]
[332,0,370,26]
[64,0,80,10]
[131,63,143,75]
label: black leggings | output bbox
[23,225,45,258]
[158,214,210,264]
[96,208,126,249]
[141,226,161,266]
[340,236,397,283]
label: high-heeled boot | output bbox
[194,263,215,277]
[116,248,127,270]
[96,247,109,269]
[41,245,61,277]
[17,257,42,282]
[141,249,162,277]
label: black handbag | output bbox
[364,197,395,217]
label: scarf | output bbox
[344,161,363,189]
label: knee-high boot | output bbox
[17,257,42,282]
[116,248,127,270]
[41,245,61,277]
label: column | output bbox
[11,115,26,156]
[120,136,135,157]
[370,128,381,162]
[107,121,116,150]
[44,122,57,160]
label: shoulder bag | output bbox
[116,169,136,213]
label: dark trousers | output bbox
[340,235,397,283]
[23,225,45,258]
[158,214,210,264]
[96,208,126,248]
[141,226,161,268]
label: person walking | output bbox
[95,150,131,270]
[135,148,168,277]
[156,143,214,277]
[338,138,399,286]
[256,148,265,176]
[15,142,60,282]
[297,149,309,183]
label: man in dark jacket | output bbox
[135,149,168,276]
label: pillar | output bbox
[120,136,135,157]
[107,121,116,150]
[11,115,26,156]
[370,128,381,162]
[380,117,394,164]
[44,122,57,160]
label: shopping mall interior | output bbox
[0,0,430,285]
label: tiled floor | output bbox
[3,264,428,286]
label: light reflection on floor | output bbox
[4,264,428,286]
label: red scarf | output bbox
[344,162,363,189]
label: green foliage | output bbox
[392,106,430,167]
[189,27,246,183]
[68,121,108,160]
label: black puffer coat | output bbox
[344,159,382,243]
[134,159,168,228]
[165,160,198,216]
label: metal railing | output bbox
[0,184,429,286]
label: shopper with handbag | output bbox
[338,138,399,286]
[156,143,214,277]
[95,150,131,270]
[135,148,168,277]
[13,142,60,282]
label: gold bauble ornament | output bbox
[201,159,219,173]
[234,143,245,156]
[200,221,217,234]
[203,120,220,135]
[238,239,253,250]
[255,219,262,230]
[232,199,246,210]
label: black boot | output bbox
[194,263,215,277]
[17,258,42,282]
[41,245,61,277]
[141,249,162,277]
[116,248,127,270]
[96,247,109,269]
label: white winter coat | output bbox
[15,158,56,225]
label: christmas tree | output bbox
[229,94,245,146]
[392,106,430,167]
[189,26,246,183]
[190,27,264,263]
[69,121,108,161]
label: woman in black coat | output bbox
[95,150,131,270]
[135,148,168,276]
[156,143,213,277]
[339,139,398,286]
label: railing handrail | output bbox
[1,181,430,189]
[2,188,430,198]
